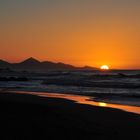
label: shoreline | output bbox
[1,87,140,106]
[5,90,140,115]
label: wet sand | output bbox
[31,92,140,114]
[12,91,140,115]
[0,91,140,140]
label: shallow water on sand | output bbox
[14,91,140,115]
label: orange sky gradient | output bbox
[1,0,140,69]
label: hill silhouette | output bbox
[0,59,10,67]
[20,57,41,65]
[0,57,97,72]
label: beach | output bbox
[0,91,140,140]
[1,0,140,139]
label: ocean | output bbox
[0,70,140,106]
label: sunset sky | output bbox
[1,0,140,69]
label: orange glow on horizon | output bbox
[1,1,140,69]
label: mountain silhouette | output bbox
[0,59,11,67]
[0,58,97,72]
[20,57,41,65]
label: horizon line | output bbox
[0,57,140,70]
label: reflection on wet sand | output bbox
[98,102,107,107]
[15,91,140,115]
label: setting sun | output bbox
[100,65,109,70]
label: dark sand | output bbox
[0,92,140,140]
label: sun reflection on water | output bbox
[99,102,107,107]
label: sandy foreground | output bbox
[0,92,140,140]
